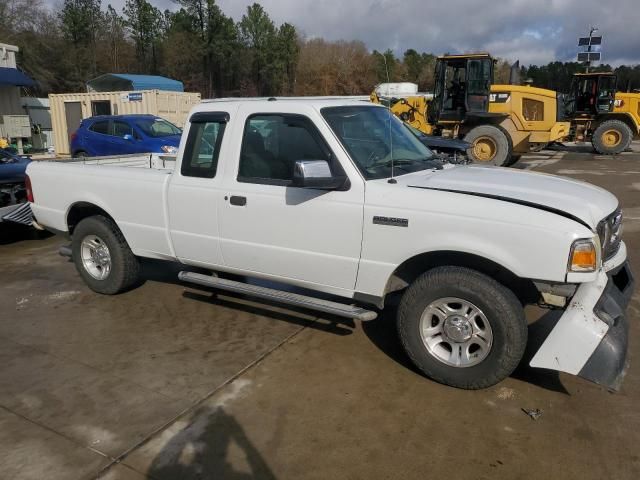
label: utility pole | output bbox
[585,26,598,73]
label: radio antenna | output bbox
[377,51,396,183]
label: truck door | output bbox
[167,112,229,267]
[110,120,141,154]
[218,109,365,292]
[466,58,492,113]
[596,75,617,113]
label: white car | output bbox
[26,98,634,390]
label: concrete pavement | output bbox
[1,145,639,479]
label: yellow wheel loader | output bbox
[371,53,570,166]
[563,72,640,154]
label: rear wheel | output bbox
[397,266,527,389]
[464,125,512,166]
[73,150,88,159]
[592,120,632,155]
[72,215,140,294]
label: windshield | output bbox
[135,118,182,138]
[321,106,437,180]
[0,149,16,163]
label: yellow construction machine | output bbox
[562,72,640,154]
[371,53,570,166]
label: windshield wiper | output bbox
[372,158,443,170]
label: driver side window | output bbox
[238,114,331,185]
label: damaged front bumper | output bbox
[530,258,634,390]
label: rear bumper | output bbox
[0,201,33,225]
[530,260,634,390]
[578,262,634,390]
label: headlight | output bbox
[568,238,599,272]
[161,145,178,154]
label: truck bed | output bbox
[28,153,177,259]
[57,153,176,171]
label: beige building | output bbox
[0,42,35,146]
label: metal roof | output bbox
[0,67,35,87]
[574,72,615,77]
[86,74,184,92]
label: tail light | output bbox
[25,174,34,203]
[70,131,78,143]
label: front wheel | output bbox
[592,120,633,155]
[463,125,512,166]
[72,215,140,294]
[397,266,527,389]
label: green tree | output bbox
[123,0,164,73]
[102,5,129,72]
[239,3,277,95]
[372,49,398,83]
[276,22,299,94]
[59,0,102,79]
[170,1,239,97]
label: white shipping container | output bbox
[375,82,419,97]
[49,89,201,155]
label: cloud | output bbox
[217,0,640,66]
[49,0,640,66]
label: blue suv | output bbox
[70,114,182,158]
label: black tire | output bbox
[592,120,632,155]
[397,266,527,389]
[73,150,88,159]
[463,125,512,166]
[72,215,140,294]
[506,154,521,166]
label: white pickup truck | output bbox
[27,98,634,390]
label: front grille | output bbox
[597,209,623,261]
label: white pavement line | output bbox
[523,158,561,170]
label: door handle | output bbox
[229,195,247,206]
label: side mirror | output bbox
[123,134,134,141]
[292,160,347,190]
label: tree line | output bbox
[2,0,640,99]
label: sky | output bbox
[51,0,640,66]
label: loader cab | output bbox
[567,73,617,117]
[429,53,494,125]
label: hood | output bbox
[419,135,471,152]
[0,156,30,184]
[396,165,618,230]
[161,134,181,146]
[154,134,181,152]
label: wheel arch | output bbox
[66,201,118,235]
[597,114,638,136]
[383,250,537,305]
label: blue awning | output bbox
[87,73,184,92]
[0,67,35,87]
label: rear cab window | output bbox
[181,112,229,178]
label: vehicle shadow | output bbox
[183,289,355,336]
[511,309,569,395]
[0,223,52,245]
[146,406,276,480]
[362,294,569,394]
[547,143,597,154]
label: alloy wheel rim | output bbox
[419,297,493,368]
[80,235,112,280]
